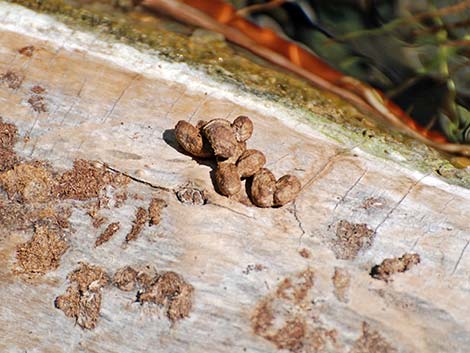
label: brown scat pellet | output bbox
[370,253,421,282]
[236,149,266,178]
[231,115,253,142]
[273,175,301,206]
[251,168,276,208]
[125,207,148,242]
[175,120,212,158]
[18,45,35,57]
[202,119,239,158]
[148,197,167,226]
[224,140,247,164]
[196,120,208,129]
[215,163,241,196]
[112,266,138,291]
[1,71,24,89]
[95,222,120,247]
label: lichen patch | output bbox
[55,262,109,330]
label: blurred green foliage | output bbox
[240,0,470,143]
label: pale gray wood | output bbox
[0,3,468,353]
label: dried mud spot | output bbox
[135,265,159,289]
[350,322,397,353]
[55,262,109,330]
[112,264,158,292]
[0,118,19,172]
[148,197,167,226]
[299,248,311,259]
[270,317,307,352]
[96,222,120,247]
[243,263,266,275]
[112,265,138,291]
[125,207,148,242]
[86,201,107,228]
[27,95,47,113]
[0,162,55,202]
[0,193,70,232]
[0,195,29,231]
[0,70,23,89]
[251,268,337,353]
[15,224,68,276]
[55,159,128,200]
[30,85,45,94]
[0,118,18,149]
[0,147,18,172]
[138,271,194,321]
[361,197,385,210]
[370,253,420,282]
[276,268,315,303]
[113,190,128,207]
[332,267,351,303]
[176,185,207,205]
[332,220,374,260]
[18,45,35,57]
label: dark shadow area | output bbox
[163,128,217,169]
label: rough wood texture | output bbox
[0,3,469,353]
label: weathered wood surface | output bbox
[0,3,469,353]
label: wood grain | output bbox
[0,3,469,353]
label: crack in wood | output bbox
[292,200,306,247]
[374,173,430,235]
[102,73,141,123]
[452,240,469,275]
[332,168,368,212]
[103,164,171,191]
